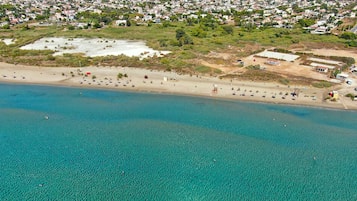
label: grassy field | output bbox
[0,22,355,86]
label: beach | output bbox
[1,62,356,110]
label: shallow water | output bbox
[0,83,356,200]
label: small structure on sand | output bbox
[265,59,280,66]
[336,73,349,80]
[212,84,218,94]
[328,91,339,100]
[315,66,329,73]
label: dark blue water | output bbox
[0,83,356,200]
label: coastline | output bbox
[1,62,357,111]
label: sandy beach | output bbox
[1,62,357,110]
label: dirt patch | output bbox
[199,44,357,86]
[296,42,346,50]
[241,54,328,81]
[291,48,357,62]
[198,43,264,74]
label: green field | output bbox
[0,22,354,81]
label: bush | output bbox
[279,78,290,85]
[246,65,261,70]
[340,32,357,40]
[330,56,355,66]
[312,81,332,88]
[1,24,10,29]
[273,48,292,54]
[345,93,356,100]
[68,25,75,30]
[222,26,234,35]
[347,40,357,47]
[195,65,212,73]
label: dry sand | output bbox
[1,62,357,110]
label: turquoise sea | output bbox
[0,83,356,200]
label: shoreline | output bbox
[1,62,357,111]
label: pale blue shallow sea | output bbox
[0,83,356,200]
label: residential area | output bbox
[0,0,356,34]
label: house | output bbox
[115,20,127,26]
[311,26,328,35]
[350,65,357,73]
[0,21,9,27]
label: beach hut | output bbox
[328,91,339,100]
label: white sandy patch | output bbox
[1,38,15,45]
[20,37,170,58]
[255,50,300,62]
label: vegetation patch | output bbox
[194,65,213,73]
[345,93,356,100]
[312,81,333,88]
[278,78,290,85]
[246,64,261,70]
[223,69,285,81]
[0,21,356,84]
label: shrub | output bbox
[312,81,332,88]
[195,65,212,73]
[246,65,261,70]
[279,78,290,85]
[345,93,356,100]
[340,32,357,40]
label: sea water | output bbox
[0,83,356,200]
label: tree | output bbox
[101,16,112,25]
[292,4,304,13]
[181,34,193,45]
[176,29,186,41]
[191,27,207,38]
[170,15,179,22]
[222,26,234,35]
[298,19,315,27]
[126,20,131,27]
[68,25,75,30]
[175,29,193,46]
[93,23,102,29]
[1,24,10,29]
